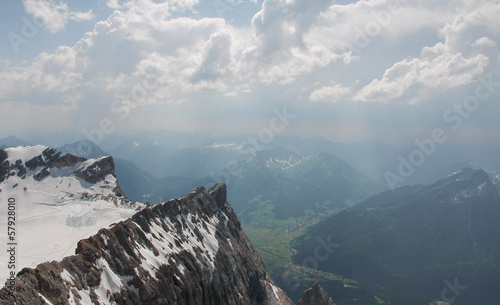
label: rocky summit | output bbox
[0,184,297,305]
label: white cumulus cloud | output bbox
[310,83,351,102]
[354,46,489,103]
[23,0,94,33]
[354,2,499,104]
[472,37,496,47]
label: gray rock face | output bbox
[297,282,336,305]
[74,155,125,196]
[0,184,294,305]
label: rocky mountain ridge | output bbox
[0,184,296,305]
[293,168,500,304]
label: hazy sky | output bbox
[1,0,499,144]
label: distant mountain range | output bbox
[54,140,383,221]
[219,147,382,221]
[0,136,30,148]
[293,168,500,304]
[58,140,109,159]
[3,132,500,188]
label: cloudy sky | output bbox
[0,0,499,144]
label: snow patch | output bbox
[73,289,94,305]
[76,156,109,172]
[204,142,243,150]
[4,145,48,164]
[38,293,55,305]
[459,182,488,198]
[270,283,281,301]
[92,258,127,305]
[265,156,302,170]
[61,269,75,284]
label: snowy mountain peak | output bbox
[1,145,125,197]
[0,146,144,284]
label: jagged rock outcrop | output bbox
[0,184,294,305]
[297,282,336,305]
[0,145,125,196]
[74,155,125,196]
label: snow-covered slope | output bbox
[0,145,143,285]
[0,184,294,305]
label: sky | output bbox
[0,0,499,145]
